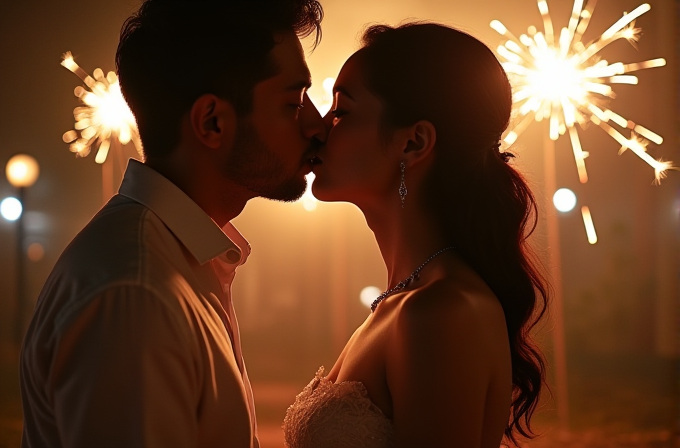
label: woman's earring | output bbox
[399,161,407,208]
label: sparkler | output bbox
[491,1,672,185]
[60,51,140,164]
[490,1,672,430]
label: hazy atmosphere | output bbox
[0,0,678,447]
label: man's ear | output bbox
[401,120,436,167]
[189,94,237,150]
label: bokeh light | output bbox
[27,242,45,262]
[360,286,382,308]
[1,197,22,221]
[6,154,39,188]
[308,77,335,116]
[553,188,577,212]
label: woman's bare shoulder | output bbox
[386,275,509,374]
[395,276,504,330]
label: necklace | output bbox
[370,246,456,313]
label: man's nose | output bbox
[301,93,328,144]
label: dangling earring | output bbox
[399,160,407,208]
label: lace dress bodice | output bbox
[283,367,395,448]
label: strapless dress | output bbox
[282,367,394,448]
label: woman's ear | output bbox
[401,120,436,166]
[189,94,237,150]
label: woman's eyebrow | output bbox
[333,86,355,100]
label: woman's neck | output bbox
[361,198,450,290]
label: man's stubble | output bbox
[223,119,308,202]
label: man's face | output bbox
[223,32,326,202]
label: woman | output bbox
[283,22,549,448]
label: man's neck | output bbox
[145,158,253,228]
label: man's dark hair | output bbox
[115,0,323,159]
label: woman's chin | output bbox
[311,183,347,203]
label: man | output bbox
[20,1,325,447]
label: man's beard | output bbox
[223,120,309,202]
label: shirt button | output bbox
[225,248,241,264]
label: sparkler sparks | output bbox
[491,1,672,185]
[581,206,598,244]
[61,51,140,164]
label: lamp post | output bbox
[6,154,40,345]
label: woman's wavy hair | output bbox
[115,0,323,160]
[356,22,549,445]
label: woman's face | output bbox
[311,55,401,207]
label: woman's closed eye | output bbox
[330,108,347,124]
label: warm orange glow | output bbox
[27,243,45,262]
[492,1,672,183]
[6,154,40,188]
[61,51,141,163]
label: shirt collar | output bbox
[118,159,249,266]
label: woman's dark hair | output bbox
[115,0,323,159]
[357,23,549,445]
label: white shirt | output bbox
[20,159,259,448]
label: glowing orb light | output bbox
[6,155,40,188]
[27,243,45,262]
[360,286,382,308]
[491,1,674,184]
[1,197,22,221]
[553,188,577,212]
[61,51,141,164]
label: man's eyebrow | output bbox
[333,86,354,100]
[285,75,312,91]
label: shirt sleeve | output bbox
[48,284,199,448]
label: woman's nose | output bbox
[323,108,335,131]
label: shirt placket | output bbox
[210,259,243,371]
[210,256,259,447]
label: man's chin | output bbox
[257,179,307,203]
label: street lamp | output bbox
[5,154,40,344]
